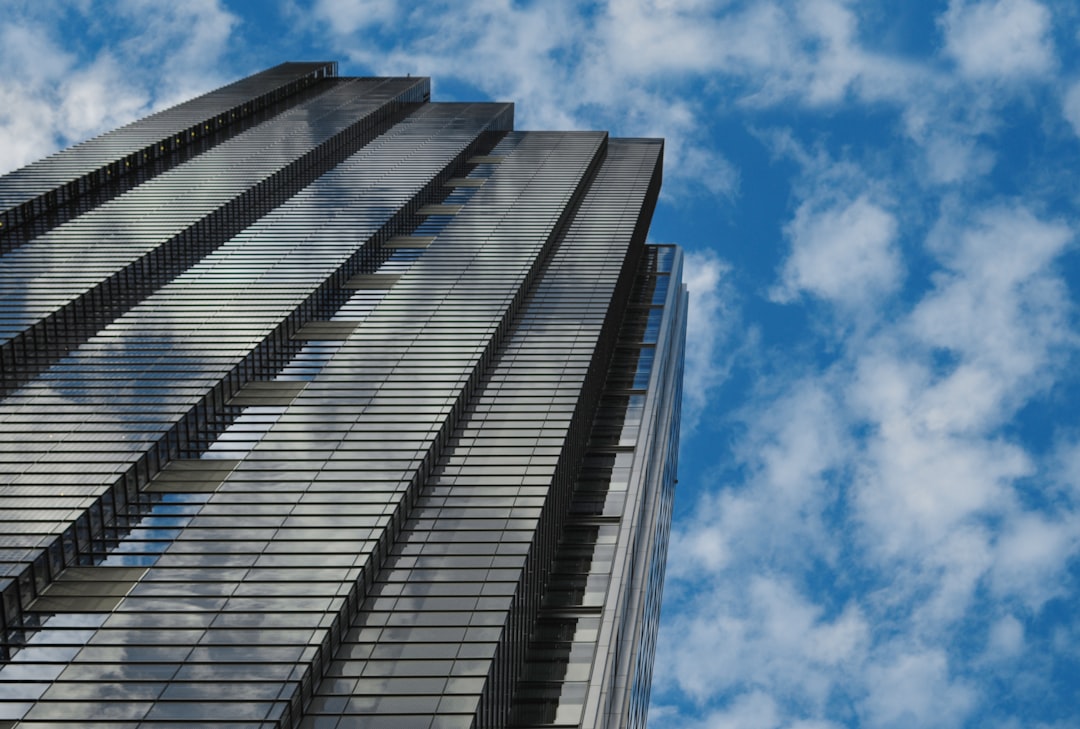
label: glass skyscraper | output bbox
[0,62,685,728]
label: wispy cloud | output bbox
[942,0,1056,80]
[774,195,901,309]
[0,1,239,175]
[681,250,743,429]
[114,0,240,108]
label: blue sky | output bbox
[3,1,1080,727]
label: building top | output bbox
[0,62,345,231]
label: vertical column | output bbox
[598,245,686,729]
[306,139,663,729]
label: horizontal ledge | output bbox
[343,273,402,290]
[144,458,242,492]
[228,380,307,406]
[385,236,435,249]
[418,204,463,216]
[446,178,486,187]
[293,321,360,340]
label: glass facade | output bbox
[0,64,685,728]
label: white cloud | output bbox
[58,53,148,143]
[115,0,240,108]
[845,206,1074,618]
[850,391,1023,556]
[914,205,1073,385]
[310,0,399,36]
[862,649,978,728]
[942,0,1056,80]
[847,354,1033,563]
[920,132,997,184]
[791,0,870,105]
[990,512,1080,610]
[700,691,781,729]
[656,575,868,711]
[681,250,741,428]
[597,0,748,79]
[667,377,847,580]
[597,0,917,109]
[658,375,864,722]
[986,614,1025,658]
[1063,80,1080,138]
[660,125,741,201]
[774,195,901,308]
[0,22,74,172]
[0,1,240,175]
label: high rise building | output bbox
[0,62,685,728]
